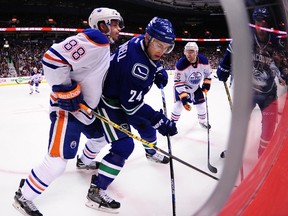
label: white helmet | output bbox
[184,42,199,52]
[88,7,124,31]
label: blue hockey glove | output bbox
[202,78,211,93]
[151,109,178,136]
[216,64,230,82]
[52,80,83,112]
[154,69,168,89]
[179,92,192,111]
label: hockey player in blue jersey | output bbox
[84,17,178,212]
[13,7,124,216]
[217,7,286,158]
[170,42,213,129]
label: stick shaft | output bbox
[79,104,219,181]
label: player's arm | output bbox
[202,62,213,93]
[174,69,192,111]
[120,82,177,137]
[217,43,232,82]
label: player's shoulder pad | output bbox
[197,54,209,64]
[176,56,190,70]
[82,28,109,45]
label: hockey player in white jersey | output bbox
[12,7,124,216]
[171,42,213,129]
[28,67,42,94]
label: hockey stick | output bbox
[160,85,176,216]
[222,82,244,181]
[79,104,219,181]
[220,82,232,158]
[224,82,233,111]
[204,92,218,173]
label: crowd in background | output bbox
[0,40,227,78]
[1,39,287,80]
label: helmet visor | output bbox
[151,38,175,54]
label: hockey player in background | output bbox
[170,42,213,129]
[28,67,42,94]
[13,7,125,216]
[82,17,177,212]
[217,7,286,158]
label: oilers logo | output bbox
[188,72,202,85]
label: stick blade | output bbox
[208,163,218,173]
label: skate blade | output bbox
[76,166,97,170]
[76,162,100,170]
[85,200,119,214]
[13,201,30,216]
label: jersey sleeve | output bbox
[174,68,187,95]
[204,63,213,79]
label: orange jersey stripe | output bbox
[50,110,66,157]
[44,53,69,65]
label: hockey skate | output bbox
[29,90,33,95]
[76,155,100,170]
[35,90,40,93]
[86,175,120,213]
[13,179,43,216]
[146,152,170,164]
[199,121,211,129]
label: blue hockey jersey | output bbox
[102,35,162,119]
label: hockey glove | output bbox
[179,92,192,111]
[216,64,230,82]
[52,80,83,112]
[202,78,211,93]
[154,69,168,89]
[151,109,178,136]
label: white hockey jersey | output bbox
[174,54,212,95]
[29,72,42,84]
[42,28,110,125]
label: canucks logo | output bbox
[188,72,202,85]
[132,63,149,80]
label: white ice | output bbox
[0,74,265,216]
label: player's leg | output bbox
[86,106,134,212]
[35,82,40,93]
[257,93,278,157]
[131,119,169,164]
[13,110,84,215]
[29,81,34,94]
[194,88,211,129]
[77,119,107,170]
[171,88,184,122]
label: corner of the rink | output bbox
[219,92,288,216]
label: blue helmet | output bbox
[252,7,271,23]
[145,17,175,45]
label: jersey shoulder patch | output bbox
[82,28,109,45]
[198,54,209,64]
[176,56,190,71]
